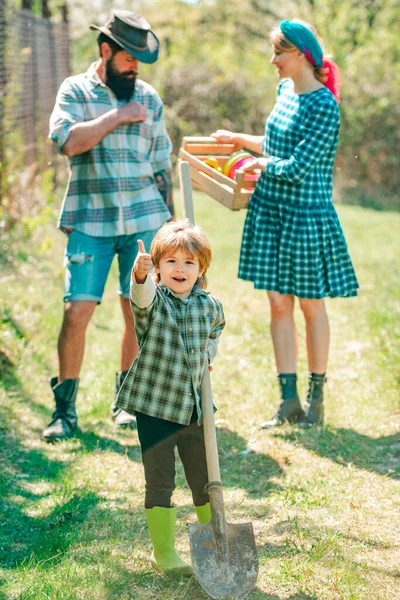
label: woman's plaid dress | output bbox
[238,79,359,299]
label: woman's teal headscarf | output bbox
[278,20,341,103]
[280,20,324,68]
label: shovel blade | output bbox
[188,520,258,599]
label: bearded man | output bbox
[44,11,174,441]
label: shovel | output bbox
[188,364,259,599]
[179,161,259,599]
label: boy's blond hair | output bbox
[150,219,212,289]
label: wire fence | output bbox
[0,0,70,222]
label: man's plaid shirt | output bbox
[49,63,173,237]
[116,276,225,426]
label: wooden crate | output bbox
[179,136,257,210]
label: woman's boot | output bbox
[195,502,211,524]
[145,506,193,574]
[302,372,326,425]
[42,377,79,442]
[260,374,304,428]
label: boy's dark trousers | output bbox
[136,408,209,509]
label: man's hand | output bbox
[62,102,147,157]
[118,101,147,124]
[133,240,153,284]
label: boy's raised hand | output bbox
[133,240,153,284]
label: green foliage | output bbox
[310,0,400,203]
[69,0,399,209]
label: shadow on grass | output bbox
[0,353,103,570]
[1,336,142,460]
[218,426,284,497]
[174,425,284,499]
[1,347,287,599]
[76,423,283,495]
[0,356,338,600]
[75,428,142,461]
[0,425,102,572]
[274,425,400,480]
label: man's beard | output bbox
[105,56,137,102]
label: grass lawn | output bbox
[0,192,399,599]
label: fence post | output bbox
[49,16,58,189]
[60,1,70,78]
[41,0,51,19]
[0,0,6,206]
[20,9,35,166]
[0,0,71,222]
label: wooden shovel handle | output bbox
[179,161,195,224]
[201,361,222,483]
[178,165,222,484]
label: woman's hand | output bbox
[211,130,235,143]
[211,130,244,151]
[241,157,268,173]
[133,240,153,284]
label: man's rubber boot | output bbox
[111,370,136,428]
[42,377,79,442]
[195,502,211,524]
[301,372,326,426]
[260,373,304,428]
[145,506,193,574]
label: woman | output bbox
[212,20,358,427]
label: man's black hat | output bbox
[90,10,159,64]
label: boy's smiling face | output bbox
[155,249,202,299]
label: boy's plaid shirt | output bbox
[49,63,173,237]
[116,278,226,426]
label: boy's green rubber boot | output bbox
[145,506,193,574]
[195,502,211,524]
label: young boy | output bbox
[116,219,225,574]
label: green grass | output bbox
[1,194,399,599]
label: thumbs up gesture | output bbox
[133,240,153,284]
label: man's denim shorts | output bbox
[63,229,158,303]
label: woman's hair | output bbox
[270,20,327,84]
[150,219,212,289]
